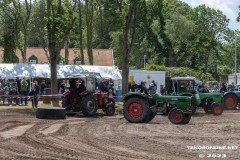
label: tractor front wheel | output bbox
[168,108,184,124]
[203,106,212,114]
[106,103,115,116]
[181,113,191,124]
[81,95,98,117]
[211,103,223,116]
[123,97,152,123]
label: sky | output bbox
[180,0,240,30]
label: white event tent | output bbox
[0,63,122,80]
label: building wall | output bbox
[0,47,114,66]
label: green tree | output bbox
[116,0,144,94]
[46,0,77,105]
[192,5,229,81]
[85,0,93,65]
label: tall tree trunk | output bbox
[43,47,50,61]
[121,2,137,95]
[65,41,69,64]
[46,0,77,106]
[86,0,93,65]
[78,0,84,64]
[23,28,27,63]
[49,47,59,106]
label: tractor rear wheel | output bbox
[81,95,98,117]
[106,103,115,116]
[168,108,184,124]
[146,111,156,122]
[123,97,152,123]
[181,113,191,124]
[211,103,223,116]
[224,93,237,110]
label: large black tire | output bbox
[36,107,66,119]
[211,103,223,116]
[168,108,184,124]
[81,95,98,117]
[191,106,197,114]
[203,106,212,114]
[123,97,152,123]
[181,113,191,124]
[62,96,69,108]
[106,103,115,116]
[146,111,156,122]
[224,93,238,110]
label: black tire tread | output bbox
[123,97,152,123]
[36,107,66,119]
[81,95,98,117]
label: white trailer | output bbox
[129,70,167,92]
[228,73,240,85]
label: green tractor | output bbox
[123,92,193,124]
[169,77,223,115]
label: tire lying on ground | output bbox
[36,107,66,119]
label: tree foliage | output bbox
[0,0,239,91]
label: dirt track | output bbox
[0,109,239,160]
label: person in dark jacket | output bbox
[220,83,227,93]
[15,77,21,94]
[29,84,38,108]
[131,81,138,92]
[78,80,86,95]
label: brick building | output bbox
[0,47,114,66]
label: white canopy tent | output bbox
[0,63,122,80]
[0,63,30,79]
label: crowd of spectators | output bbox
[128,80,166,96]
[0,76,47,107]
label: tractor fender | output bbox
[123,92,148,101]
[224,92,239,98]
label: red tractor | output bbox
[61,72,115,116]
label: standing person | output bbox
[9,87,19,106]
[15,77,21,95]
[40,80,46,95]
[29,84,38,108]
[34,80,40,102]
[20,77,28,106]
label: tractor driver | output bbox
[69,78,77,98]
[179,80,186,93]
[78,80,86,95]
